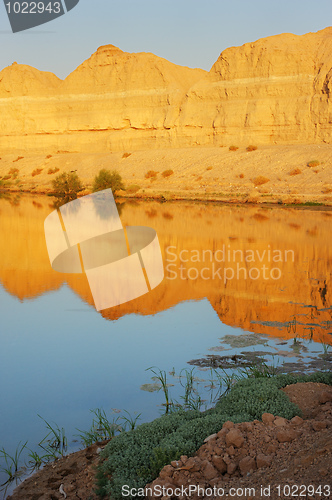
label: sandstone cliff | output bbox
[0,28,331,153]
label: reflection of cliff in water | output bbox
[0,194,331,343]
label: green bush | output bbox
[93,169,125,193]
[52,172,83,200]
[97,372,332,498]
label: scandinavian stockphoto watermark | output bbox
[44,189,164,311]
[165,245,295,282]
[3,0,79,33]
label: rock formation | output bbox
[0,28,331,153]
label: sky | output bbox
[0,0,331,79]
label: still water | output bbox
[0,194,331,495]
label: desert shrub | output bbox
[13,156,24,162]
[122,152,132,159]
[32,168,43,177]
[229,146,239,151]
[145,170,158,179]
[46,154,52,159]
[289,168,301,176]
[52,172,83,200]
[48,167,60,175]
[307,160,320,168]
[95,373,332,499]
[239,173,244,179]
[92,169,125,193]
[252,176,269,186]
[206,166,213,171]
[126,184,140,194]
[2,175,11,181]
[246,145,257,152]
[161,169,174,178]
[9,168,19,177]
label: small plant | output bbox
[76,408,122,447]
[2,175,11,181]
[289,168,302,176]
[246,145,258,152]
[307,160,320,168]
[206,167,213,171]
[92,169,125,193]
[239,173,244,178]
[145,170,158,179]
[37,415,67,459]
[31,168,43,177]
[45,154,52,159]
[161,169,174,178]
[146,366,174,414]
[252,176,270,186]
[122,152,132,159]
[13,156,24,162]
[8,168,19,179]
[126,184,140,194]
[47,167,60,175]
[120,410,142,431]
[229,146,239,151]
[0,441,27,496]
[52,172,83,200]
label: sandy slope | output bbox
[0,144,331,205]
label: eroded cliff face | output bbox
[0,28,331,153]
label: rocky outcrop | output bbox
[0,28,331,153]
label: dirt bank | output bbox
[1,145,331,205]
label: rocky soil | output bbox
[7,382,332,500]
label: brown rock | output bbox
[212,455,227,474]
[201,460,218,481]
[312,421,327,431]
[256,454,273,469]
[227,462,237,475]
[291,416,304,425]
[226,429,245,448]
[223,421,235,430]
[319,391,332,404]
[277,429,298,443]
[159,465,174,480]
[274,417,288,427]
[239,456,256,475]
[262,413,275,424]
[184,457,201,472]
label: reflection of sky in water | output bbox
[1,280,330,475]
[0,286,227,456]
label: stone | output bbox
[276,429,298,443]
[312,421,327,431]
[201,460,218,481]
[212,455,227,474]
[262,413,275,424]
[226,429,245,448]
[204,433,217,443]
[223,421,235,430]
[290,416,304,426]
[239,456,256,475]
[318,391,332,404]
[256,454,273,469]
[159,465,174,480]
[227,462,237,475]
[274,417,288,427]
[184,457,201,472]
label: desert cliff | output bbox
[0,28,331,153]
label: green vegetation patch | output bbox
[96,372,332,498]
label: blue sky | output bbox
[0,0,331,79]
